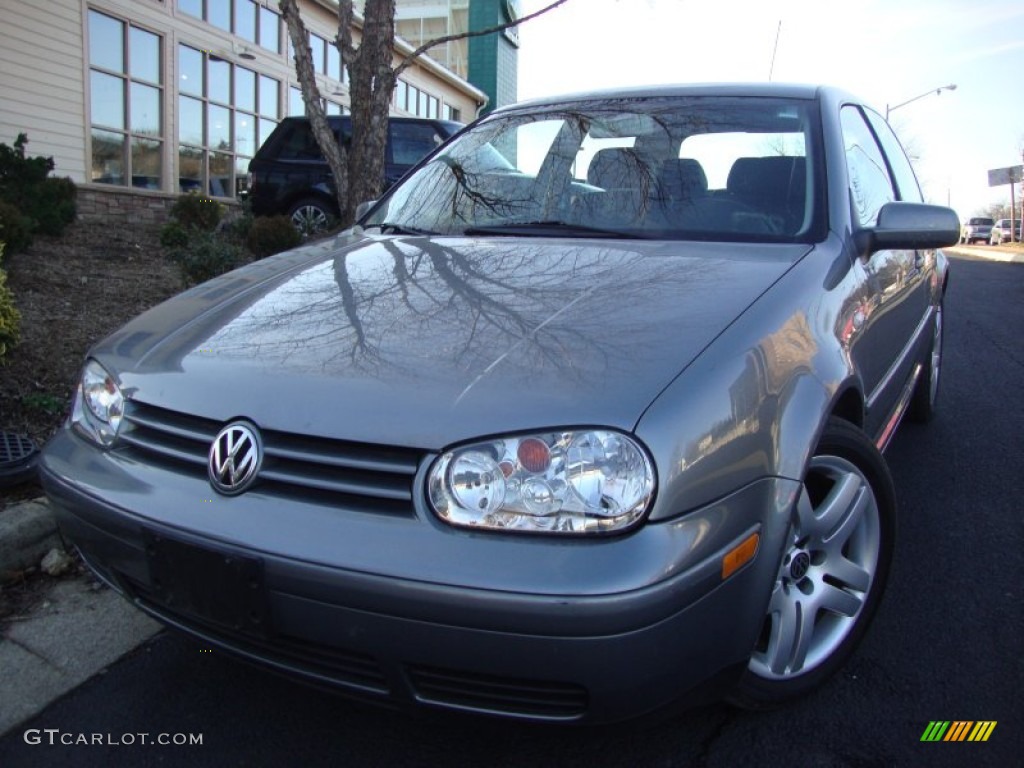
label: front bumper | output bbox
[41,427,799,724]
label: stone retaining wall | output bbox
[75,186,240,226]
[75,186,178,225]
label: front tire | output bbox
[729,418,895,709]
[909,302,943,423]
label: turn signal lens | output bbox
[722,532,760,580]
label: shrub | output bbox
[0,133,76,238]
[247,215,301,257]
[159,221,191,249]
[0,134,52,203]
[166,230,245,285]
[0,244,20,361]
[26,176,77,236]
[170,192,223,231]
[0,201,31,255]
[220,201,255,246]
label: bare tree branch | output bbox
[279,0,350,219]
[395,0,570,77]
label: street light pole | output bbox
[885,84,958,120]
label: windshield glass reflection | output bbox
[368,97,823,243]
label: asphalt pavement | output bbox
[0,244,1020,766]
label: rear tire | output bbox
[728,418,895,710]
[287,198,334,237]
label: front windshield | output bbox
[367,96,823,242]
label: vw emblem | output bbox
[208,422,262,495]
[790,551,811,581]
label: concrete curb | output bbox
[1,496,164,737]
[0,498,61,578]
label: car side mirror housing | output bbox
[355,200,377,222]
[854,202,960,256]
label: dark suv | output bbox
[248,116,463,233]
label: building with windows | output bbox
[395,0,520,115]
[0,0,486,222]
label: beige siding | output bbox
[0,0,87,180]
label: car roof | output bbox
[501,82,836,113]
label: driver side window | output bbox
[840,106,896,228]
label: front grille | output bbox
[408,665,588,720]
[119,401,422,515]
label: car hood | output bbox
[95,233,809,449]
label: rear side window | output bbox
[277,123,322,160]
[390,123,443,166]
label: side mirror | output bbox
[354,200,377,222]
[854,202,960,256]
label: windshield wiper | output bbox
[462,221,644,239]
[379,222,438,236]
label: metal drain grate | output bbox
[0,430,39,487]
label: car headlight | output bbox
[71,359,124,446]
[428,430,655,534]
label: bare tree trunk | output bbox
[345,0,397,224]
[279,0,350,222]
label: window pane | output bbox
[179,45,203,97]
[208,58,230,104]
[259,75,280,118]
[396,80,407,111]
[327,43,340,81]
[131,137,162,189]
[89,11,124,73]
[209,104,231,151]
[309,35,325,75]
[179,95,204,146]
[178,0,202,19]
[289,86,304,117]
[259,7,280,53]
[129,27,160,84]
[236,0,257,43]
[130,82,161,136]
[235,67,256,112]
[91,71,125,130]
[326,101,343,116]
[390,123,443,165]
[209,151,232,197]
[208,0,231,32]
[178,145,204,193]
[235,156,250,196]
[258,118,276,147]
[236,112,257,157]
[91,129,125,184]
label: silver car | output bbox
[989,218,1020,245]
[41,84,958,723]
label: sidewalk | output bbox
[0,497,162,737]
[945,243,1024,263]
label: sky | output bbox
[516,0,1024,219]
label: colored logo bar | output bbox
[921,721,997,742]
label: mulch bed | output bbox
[1,219,184,503]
